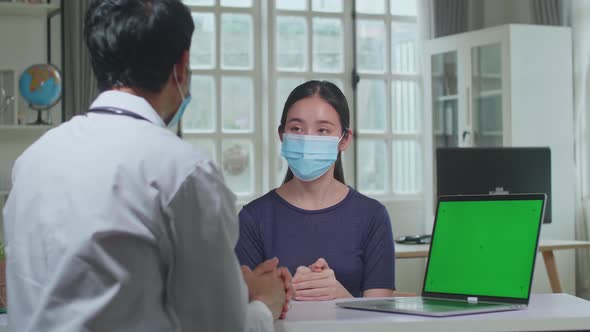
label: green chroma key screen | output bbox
[424,199,544,299]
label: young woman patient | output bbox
[236,80,395,300]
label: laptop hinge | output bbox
[467,297,478,304]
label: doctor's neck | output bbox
[113,85,177,122]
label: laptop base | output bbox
[336,297,527,317]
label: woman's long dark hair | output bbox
[278,80,350,184]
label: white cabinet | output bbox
[423,24,576,292]
[423,24,575,236]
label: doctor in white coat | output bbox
[2,0,291,331]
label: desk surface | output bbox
[275,294,590,332]
[395,239,590,258]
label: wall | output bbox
[481,0,533,28]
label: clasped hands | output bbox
[292,257,352,301]
[241,257,294,320]
[241,257,351,321]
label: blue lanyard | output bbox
[86,107,151,123]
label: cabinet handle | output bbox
[462,130,471,143]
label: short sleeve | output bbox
[361,205,396,291]
[235,208,264,270]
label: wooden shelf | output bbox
[0,124,53,130]
[435,94,458,102]
[0,2,59,17]
[476,89,502,98]
[478,131,503,136]
[0,125,54,137]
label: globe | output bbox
[18,64,62,125]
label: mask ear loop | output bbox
[173,67,185,100]
[338,128,349,143]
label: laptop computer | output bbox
[337,194,546,317]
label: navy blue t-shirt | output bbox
[235,188,395,297]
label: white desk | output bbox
[395,239,590,293]
[275,294,590,332]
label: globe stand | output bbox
[27,108,51,126]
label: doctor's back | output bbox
[1,0,263,331]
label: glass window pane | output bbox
[356,20,386,73]
[391,22,419,74]
[276,0,306,11]
[312,18,343,73]
[357,139,388,193]
[276,16,308,71]
[184,138,217,163]
[392,80,420,134]
[190,13,215,69]
[390,0,417,16]
[472,43,502,91]
[222,76,254,132]
[312,0,343,12]
[182,75,215,133]
[183,0,214,6]
[357,80,386,132]
[472,44,502,147]
[223,140,254,195]
[221,14,253,70]
[221,0,252,7]
[393,140,421,194]
[355,0,385,14]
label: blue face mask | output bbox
[168,67,192,128]
[281,133,344,182]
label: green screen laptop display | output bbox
[424,199,544,299]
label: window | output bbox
[181,0,422,202]
[182,0,261,201]
[355,0,422,198]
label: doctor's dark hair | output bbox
[278,80,350,184]
[84,0,194,93]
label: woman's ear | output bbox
[339,128,353,151]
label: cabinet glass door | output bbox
[431,51,458,148]
[471,43,502,147]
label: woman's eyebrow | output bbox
[316,120,336,126]
[287,118,304,123]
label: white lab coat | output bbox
[2,91,273,332]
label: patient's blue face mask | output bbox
[281,133,345,182]
[168,66,192,128]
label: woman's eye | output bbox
[290,127,302,133]
[319,128,328,134]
